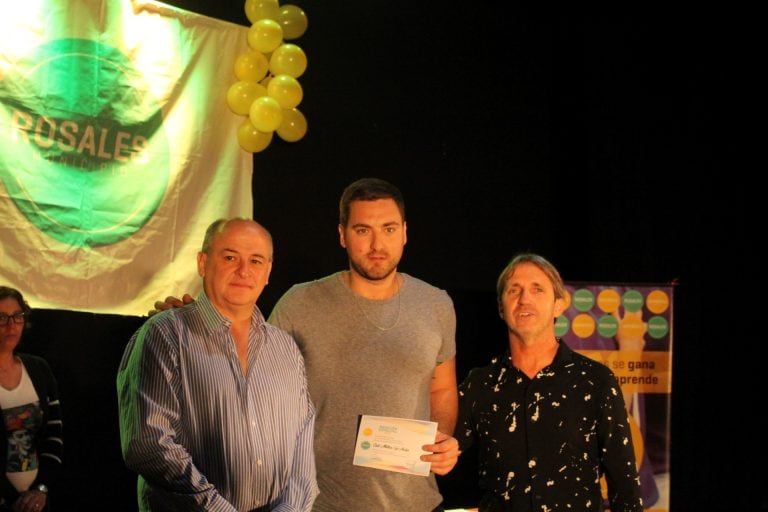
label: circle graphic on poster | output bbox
[647,316,669,339]
[646,289,670,314]
[597,314,619,337]
[554,315,570,338]
[572,288,595,312]
[571,313,595,338]
[621,289,644,313]
[597,288,621,313]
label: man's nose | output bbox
[370,232,384,250]
[236,260,251,276]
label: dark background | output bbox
[18,3,757,510]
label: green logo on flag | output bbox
[0,38,169,247]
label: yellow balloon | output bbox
[226,81,267,115]
[277,4,308,40]
[234,51,269,83]
[244,0,279,24]
[237,118,273,153]
[247,19,284,54]
[269,43,307,78]
[267,74,303,109]
[249,95,283,132]
[276,108,307,142]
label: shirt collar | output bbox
[500,338,576,371]
[194,291,267,335]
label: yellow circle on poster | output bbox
[596,289,621,313]
[646,289,670,314]
[617,313,646,340]
[571,313,595,338]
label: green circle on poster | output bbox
[597,314,619,337]
[554,315,570,337]
[0,38,169,247]
[647,316,669,339]
[572,289,595,312]
[621,289,644,313]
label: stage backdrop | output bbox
[0,0,252,315]
[558,283,673,512]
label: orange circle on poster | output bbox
[571,313,595,338]
[596,289,621,313]
[617,314,646,339]
[646,289,670,314]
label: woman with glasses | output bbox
[0,287,62,512]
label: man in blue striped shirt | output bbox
[117,218,317,511]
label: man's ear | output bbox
[553,297,566,318]
[338,224,346,248]
[197,252,206,277]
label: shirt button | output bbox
[257,459,262,466]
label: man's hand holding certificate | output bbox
[353,415,438,476]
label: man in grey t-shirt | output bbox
[270,178,459,511]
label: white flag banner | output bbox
[0,0,252,316]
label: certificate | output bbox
[353,415,438,476]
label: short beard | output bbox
[348,257,398,282]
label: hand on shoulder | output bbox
[147,294,195,317]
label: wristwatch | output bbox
[35,483,48,494]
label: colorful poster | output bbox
[0,1,252,315]
[558,283,673,512]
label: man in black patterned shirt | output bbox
[456,253,643,511]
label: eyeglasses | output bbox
[0,312,26,326]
